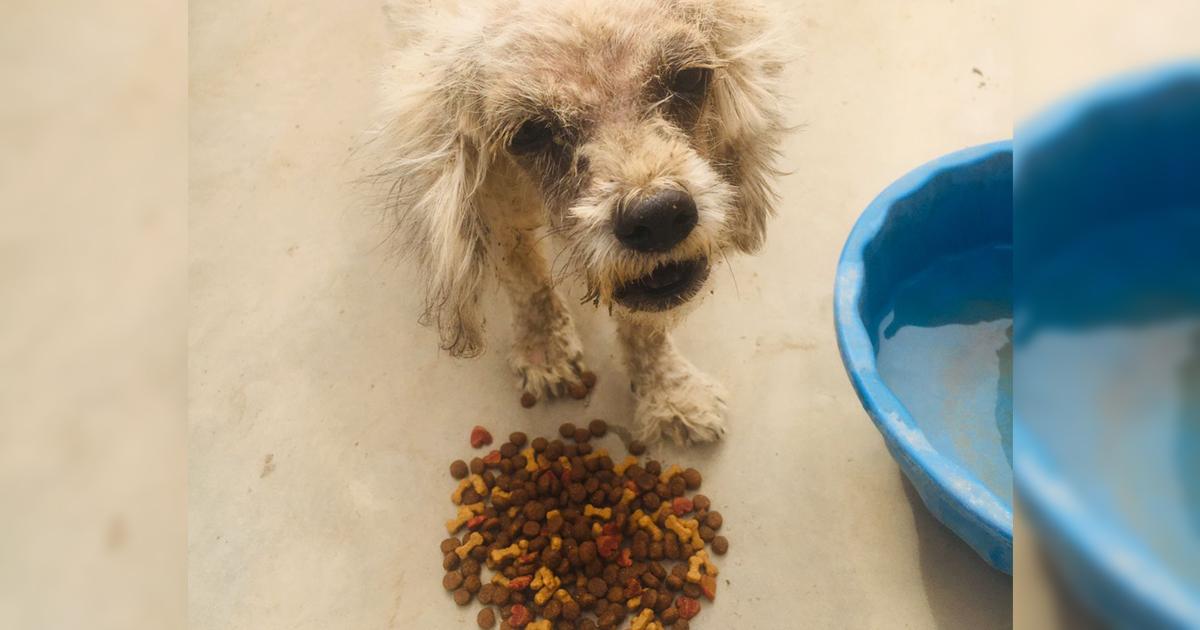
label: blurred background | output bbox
[0,0,1195,628]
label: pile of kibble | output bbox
[442,420,728,630]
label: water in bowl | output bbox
[874,244,1013,504]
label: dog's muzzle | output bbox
[613,257,710,312]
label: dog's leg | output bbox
[617,317,727,445]
[491,225,589,403]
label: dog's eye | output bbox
[669,67,709,96]
[509,120,555,155]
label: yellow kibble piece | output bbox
[491,487,512,503]
[613,455,638,476]
[444,502,484,534]
[584,504,612,520]
[626,595,642,609]
[631,608,662,630]
[637,513,663,541]
[686,549,718,582]
[526,621,552,630]
[455,531,483,559]
[522,448,538,473]
[659,464,683,484]
[584,447,609,461]
[490,543,521,565]
[618,487,636,508]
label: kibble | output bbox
[438,423,727,628]
[588,419,607,437]
[581,370,598,389]
[520,392,537,408]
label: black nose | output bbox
[613,190,698,252]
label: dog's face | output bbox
[476,1,783,314]
[374,0,784,352]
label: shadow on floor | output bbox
[900,472,1013,630]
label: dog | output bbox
[367,0,786,444]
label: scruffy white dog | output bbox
[368,0,785,444]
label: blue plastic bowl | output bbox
[1015,63,1200,628]
[835,142,1014,574]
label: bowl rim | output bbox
[834,140,1015,573]
[1014,61,1200,628]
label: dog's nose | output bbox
[613,190,698,252]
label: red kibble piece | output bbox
[507,575,532,591]
[597,535,620,560]
[676,596,701,620]
[508,604,531,627]
[671,497,694,516]
[700,575,718,601]
[617,548,632,567]
[467,515,487,530]
[482,450,502,465]
[471,426,493,448]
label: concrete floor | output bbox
[189,1,1015,628]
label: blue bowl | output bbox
[1015,63,1200,628]
[835,142,1014,574]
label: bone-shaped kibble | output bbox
[584,447,609,461]
[584,504,612,520]
[686,549,719,583]
[489,543,521,565]
[559,456,572,471]
[631,608,664,630]
[618,488,636,508]
[554,588,574,605]
[659,464,683,484]
[526,621,552,630]
[454,531,483,559]
[592,522,603,537]
[665,515,704,550]
[550,536,562,552]
[522,448,538,473]
[545,509,561,522]
[490,487,512,503]
[531,567,560,605]
[613,455,638,476]
[626,595,642,609]
[636,513,664,541]
[445,502,485,533]
[451,475,488,504]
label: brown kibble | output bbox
[441,537,461,555]
[443,552,460,571]
[588,577,608,597]
[478,583,495,605]
[477,607,497,629]
[628,440,646,456]
[470,458,485,475]
[509,432,527,446]
[711,535,729,555]
[520,392,537,408]
[581,371,598,389]
[450,460,469,479]
[691,494,711,512]
[704,511,723,530]
[500,442,519,458]
[573,427,591,443]
[567,381,589,399]
[531,437,548,452]
[443,571,464,591]
[588,419,607,437]
[682,468,702,490]
[465,573,482,593]
[454,587,472,606]
[559,422,577,439]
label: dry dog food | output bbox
[440,421,727,629]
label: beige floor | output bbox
[188,1,1018,628]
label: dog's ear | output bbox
[697,0,788,254]
[373,49,491,358]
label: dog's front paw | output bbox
[633,366,728,445]
[509,322,592,406]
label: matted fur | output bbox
[364,0,787,443]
